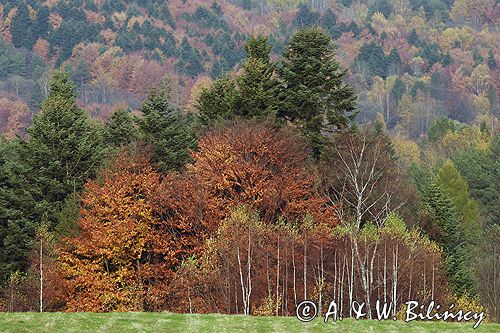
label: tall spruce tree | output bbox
[452,147,497,225]
[103,108,138,148]
[437,160,482,243]
[277,27,357,155]
[421,181,472,296]
[0,138,36,285]
[235,35,279,120]
[139,84,197,172]
[23,70,104,228]
[196,76,238,127]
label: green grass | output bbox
[0,312,498,333]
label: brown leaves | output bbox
[59,150,205,311]
[189,120,338,230]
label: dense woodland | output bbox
[0,0,498,322]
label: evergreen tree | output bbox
[487,49,497,70]
[436,160,481,243]
[357,42,388,78]
[235,35,279,120]
[452,137,500,226]
[10,2,33,49]
[387,47,401,74]
[428,117,457,142]
[391,77,405,102]
[0,138,36,285]
[408,29,419,46]
[435,160,482,297]
[278,27,357,155]
[421,181,471,296]
[489,135,500,225]
[243,34,271,64]
[23,70,105,228]
[32,6,50,40]
[293,3,319,28]
[196,76,238,126]
[320,8,342,39]
[162,31,177,57]
[104,108,139,148]
[139,84,197,172]
[176,37,204,78]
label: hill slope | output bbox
[0,0,498,136]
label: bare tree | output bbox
[320,125,411,228]
[319,124,414,316]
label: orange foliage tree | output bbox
[58,149,204,311]
[189,120,337,231]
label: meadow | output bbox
[0,313,499,333]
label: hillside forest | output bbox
[0,0,498,322]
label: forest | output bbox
[0,0,498,323]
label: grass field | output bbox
[0,312,498,333]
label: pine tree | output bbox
[487,49,497,70]
[23,70,105,228]
[176,37,204,78]
[391,77,405,103]
[10,2,33,49]
[452,148,495,221]
[0,138,36,285]
[278,27,357,155]
[357,42,388,78]
[408,29,419,46]
[243,34,272,64]
[32,6,49,41]
[103,108,138,148]
[437,160,481,243]
[435,160,482,297]
[139,84,197,172]
[196,76,238,126]
[421,181,472,295]
[235,35,279,120]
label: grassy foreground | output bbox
[0,312,498,333]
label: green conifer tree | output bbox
[278,27,357,155]
[104,108,138,148]
[23,70,104,228]
[139,83,197,172]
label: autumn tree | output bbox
[189,120,337,231]
[319,124,414,228]
[59,150,204,311]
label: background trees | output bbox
[0,6,497,319]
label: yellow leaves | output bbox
[111,11,127,26]
[438,125,491,156]
[392,136,421,167]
